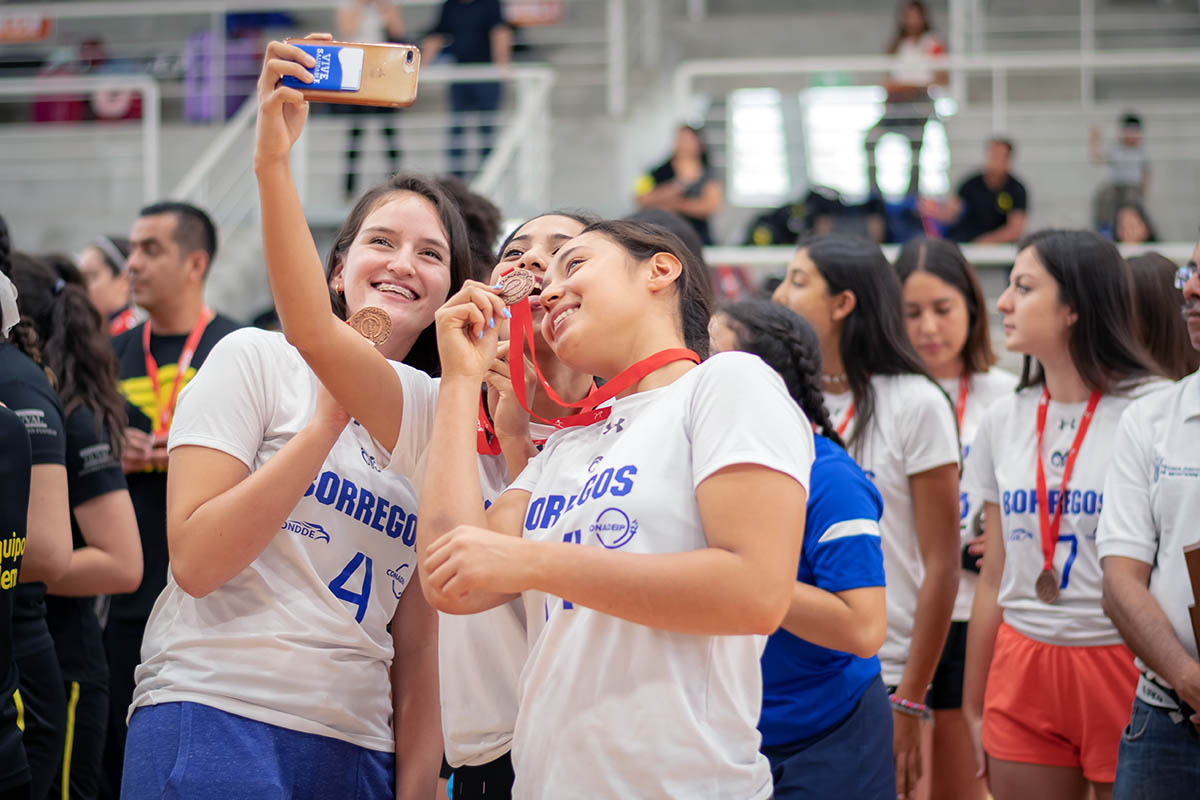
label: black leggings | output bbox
[451,752,514,800]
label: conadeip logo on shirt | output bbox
[387,563,411,599]
[590,507,638,549]
[281,519,331,542]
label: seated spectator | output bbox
[634,125,723,245]
[921,137,1027,244]
[1090,112,1149,230]
[1112,203,1158,245]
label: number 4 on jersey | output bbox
[329,551,373,623]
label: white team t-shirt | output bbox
[963,381,1165,646]
[505,352,814,800]
[132,328,439,752]
[824,373,960,686]
[1097,372,1200,682]
[938,369,1018,621]
[438,421,554,768]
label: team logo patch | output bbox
[387,563,411,598]
[1008,527,1034,542]
[281,519,331,542]
[1153,455,1200,483]
[590,507,637,549]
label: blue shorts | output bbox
[761,676,895,800]
[122,701,394,800]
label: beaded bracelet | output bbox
[888,694,933,721]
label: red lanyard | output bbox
[955,373,970,430]
[142,308,212,436]
[476,296,699,454]
[110,308,137,337]
[1034,387,1101,575]
[835,401,855,437]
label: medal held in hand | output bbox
[347,306,392,346]
[497,267,536,305]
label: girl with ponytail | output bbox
[711,300,893,799]
[8,253,142,800]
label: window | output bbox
[801,85,951,200]
[726,88,790,206]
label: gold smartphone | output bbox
[282,39,420,108]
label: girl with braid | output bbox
[711,300,893,799]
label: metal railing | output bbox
[702,242,1198,277]
[675,48,1200,133]
[0,73,160,200]
[167,63,556,319]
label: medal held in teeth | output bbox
[498,268,536,305]
[347,306,392,346]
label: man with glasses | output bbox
[1097,238,1200,799]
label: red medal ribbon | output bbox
[143,307,212,436]
[955,373,970,430]
[476,296,699,454]
[1034,387,1102,577]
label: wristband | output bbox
[888,694,932,721]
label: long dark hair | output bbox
[802,235,937,452]
[1014,229,1157,392]
[1113,203,1158,244]
[894,237,997,374]
[580,219,714,359]
[656,125,710,172]
[325,173,472,377]
[887,0,932,53]
[496,209,602,262]
[1126,252,1199,381]
[720,299,844,448]
[9,252,126,456]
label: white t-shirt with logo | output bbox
[938,369,1018,621]
[963,381,1166,646]
[505,352,813,800]
[438,421,554,769]
[824,373,960,686]
[1097,372,1200,682]
[132,328,439,752]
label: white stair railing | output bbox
[171,64,557,319]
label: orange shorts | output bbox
[981,621,1138,783]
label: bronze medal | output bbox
[347,306,392,346]
[498,268,536,305]
[1035,568,1060,604]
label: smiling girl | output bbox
[418,220,814,798]
[961,230,1161,800]
[895,237,1015,800]
[772,235,961,800]
[119,38,471,799]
